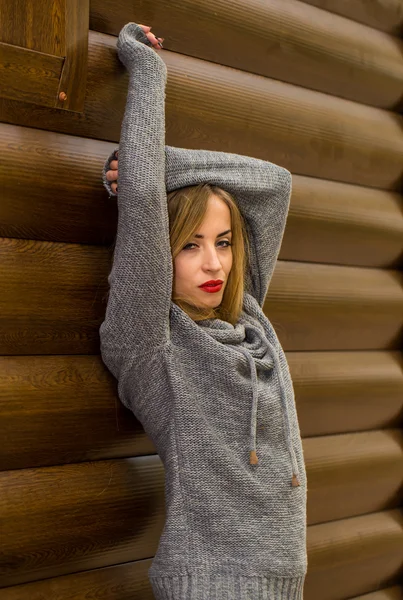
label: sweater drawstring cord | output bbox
[228,327,300,488]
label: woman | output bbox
[101,22,307,600]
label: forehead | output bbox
[202,194,231,221]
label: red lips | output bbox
[199,280,223,287]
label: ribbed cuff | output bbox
[150,572,305,599]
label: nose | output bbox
[203,245,223,272]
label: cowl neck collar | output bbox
[197,315,270,361]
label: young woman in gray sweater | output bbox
[101,21,308,600]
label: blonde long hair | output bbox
[167,183,250,325]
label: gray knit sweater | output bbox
[101,22,307,600]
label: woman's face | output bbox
[173,195,233,309]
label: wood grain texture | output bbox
[55,0,89,112]
[0,0,89,112]
[283,176,403,269]
[0,123,117,245]
[0,565,401,600]
[90,0,403,110]
[304,430,403,524]
[0,355,155,471]
[265,262,403,351]
[0,43,63,106]
[1,31,402,190]
[352,587,403,600]
[288,351,403,437]
[0,455,402,587]
[300,0,403,35]
[0,0,66,55]
[0,456,165,587]
[1,237,402,354]
[1,123,402,268]
[1,352,401,471]
[0,237,110,355]
[0,559,155,600]
[305,509,403,599]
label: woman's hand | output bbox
[139,24,164,50]
[106,153,118,194]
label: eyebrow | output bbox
[193,229,232,239]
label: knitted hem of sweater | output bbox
[149,572,306,599]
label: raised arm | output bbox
[100,23,172,376]
[105,146,292,309]
[163,147,292,307]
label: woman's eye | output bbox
[182,241,232,251]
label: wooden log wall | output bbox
[0,0,403,598]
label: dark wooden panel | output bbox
[1,352,401,471]
[1,237,402,355]
[90,0,403,110]
[289,351,403,437]
[0,0,89,112]
[266,262,403,351]
[0,355,154,471]
[55,0,89,113]
[300,0,403,36]
[305,429,403,524]
[305,509,403,599]
[0,559,155,600]
[0,0,65,55]
[1,455,402,587]
[1,32,402,190]
[2,124,402,268]
[0,43,63,106]
[0,456,165,587]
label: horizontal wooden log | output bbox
[0,456,165,586]
[0,123,117,246]
[1,123,402,268]
[1,237,402,354]
[0,237,109,355]
[1,352,402,471]
[289,351,403,437]
[0,455,402,587]
[265,262,403,351]
[1,32,402,190]
[300,0,403,35]
[283,175,403,269]
[352,587,403,600]
[90,0,403,110]
[0,562,401,600]
[304,429,403,524]
[0,559,155,600]
[0,355,154,471]
[305,509,403,599]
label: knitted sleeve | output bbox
[163,147,292,307]
[104,143,292,310]
[99,22,172,369]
